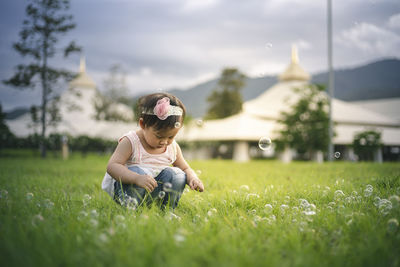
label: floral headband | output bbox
[142,97,183,120]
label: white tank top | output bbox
[101,131,178,197]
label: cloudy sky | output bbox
[1,0,400,111]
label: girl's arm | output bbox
[107,137,158,192]
[173,143,204,192]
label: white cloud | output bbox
[337,22,400,56]
[180,0,219,12]
[388,13,400,29]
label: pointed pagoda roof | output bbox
[69,56,96,89]
[278,45,310,82]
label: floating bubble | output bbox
[359,138,366,145]
[207,208,217,217]
[43,199,54,209]
[280,204,289,212]
[196,170,202,176]
[158,191,166,198]
[364,187,373,197]
[114,215,125,224]
[218,144,228,154]
[98,233,109,243]
[389,195,400,209]
[32,214,44,227]
[82,194,91,206]
[264,204,273,211]
[0,189,8,199]
[299,199,310,209]
[26,192,34,201]
[196,119,203,127]
[90,219,99,227]
[258,137,272,150]
[125,197,138,210]
[387,218,399,234]
[265,43,273,49]
[334,190,345,200]
[163,182,173,192]
[77,211,88,221]
[378,199,392,214]
[174,122,181,128]
[90,209,99,218]
[246,193,260,200]
[303,210,316,216]
[373,196,381,207]
[334,152,341,159]
[240,185,250,191]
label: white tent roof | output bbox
[180,48,400,145]
[6,58,137,140]
[181,112,279,142]
[349,98,400,123]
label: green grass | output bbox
[0,152,399,267]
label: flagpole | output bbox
[327,0,335,161]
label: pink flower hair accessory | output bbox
[153,97,171,120]
[142,97,183,120]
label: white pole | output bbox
[327,0,335,161]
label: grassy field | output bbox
[0,152,399,267]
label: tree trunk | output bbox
[40,33,49,158]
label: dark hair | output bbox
[137,93,186,131]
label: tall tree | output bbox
[94,64,133,122]
[205,68,246,119]
[275,84,331,160]
[3,0,81,157]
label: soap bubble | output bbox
[196,170,202,176]
[163,182,173,192]
[303,210,316,216]
[364,187,373,197]
[334,190,345,200]
[387,218,399,234]
[258,137,272,150]
[174,122,181,128]
[77,211,88,221]
[265,43,273,49]
[218,144,228,154]
[114,215,125,224]
[334,152,341,159]
[43,199,54,209]
[90,209,99,218]
[196,119,203,127]
[158,191,166,198]
[32,214,44,227]
[0,189,8,199]
[389,195,400,209]
[82,194,91,206]
[26,193,34,201]
[264,204,273,211]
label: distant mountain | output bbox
[166,58,400,118]
[312,58,400,101]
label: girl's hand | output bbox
[136,175,158,192]
[188,178,204,192]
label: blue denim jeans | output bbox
[114,166,187,209]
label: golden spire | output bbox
[79,55,86,73]
[291,44,299,64]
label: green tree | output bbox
[275,84,330,160]
[205,68,246,119]
[3,0,81,157]
[94,64,133,122]
[352,130,381,161]
[0,104,16,151]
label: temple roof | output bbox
[278,45,310,82]
[69,56,96,89]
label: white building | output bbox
[6,58,139,140]
[179,46,400,162]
